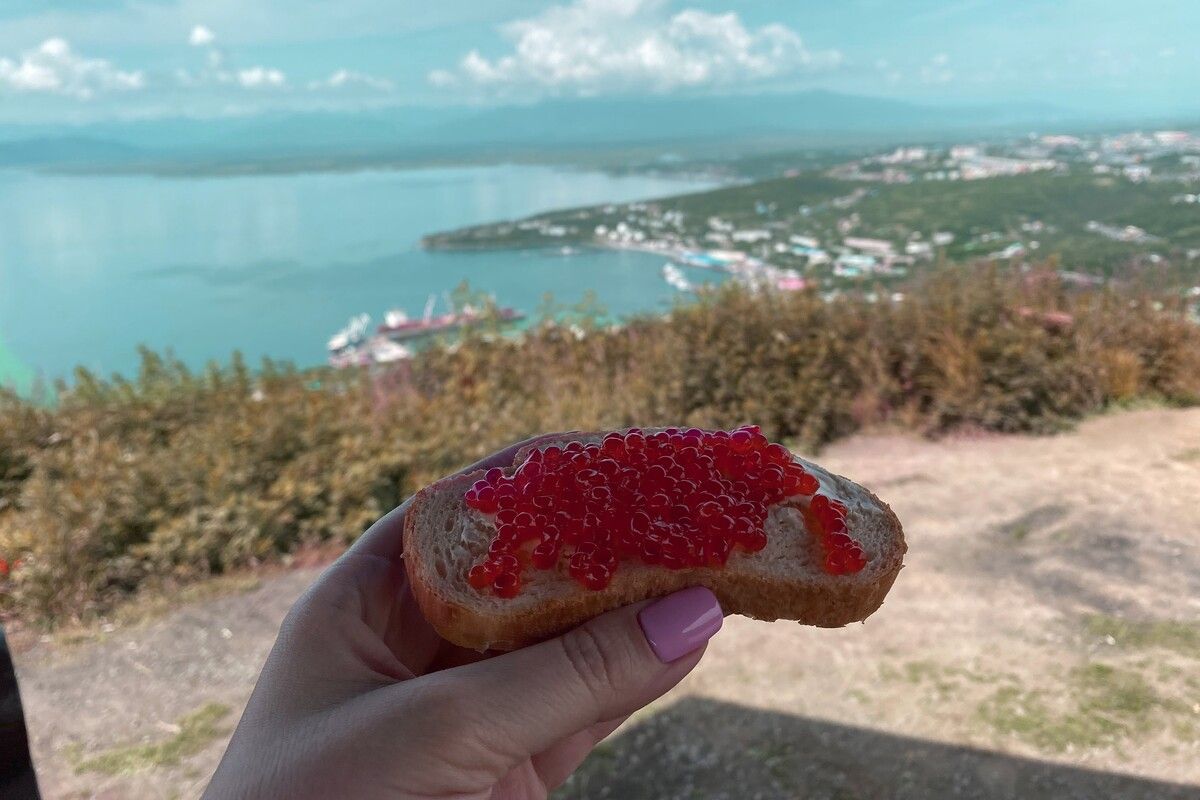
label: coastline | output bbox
[423,232,804,292]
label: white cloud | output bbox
[430,0,840,95]
[0,37,144,99]
[427,68,457,87]
[177,26,286,90]
[919,53,954,84]
[1159,47,1176,59]
[188,25,216,47]
[875,58,902,85]
[235,66,286,88]
[307,68,393,92]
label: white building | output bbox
[1123,164,1152,182]
[1154,130,1191,145]
[1039,134,1082,148]
[878,146,928,164]
[843,237,895,257]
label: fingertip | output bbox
[637,587,723,663]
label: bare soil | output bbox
[12,407,1200,799]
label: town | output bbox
[424,127,1200,314]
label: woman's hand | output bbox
[203,435,723,800]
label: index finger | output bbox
[347,431,579,562]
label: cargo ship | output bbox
[377,294,524,341]
[327,295,525,368]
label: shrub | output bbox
[1,264,1197,623]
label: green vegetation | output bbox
[1,266,1198,623]
[423,173,847,251]
[977,664,1184,752]
[1084,614,1200,658]
[881,659,1014,693]
[847,171,1200,277]
[426,168,1200,285]
[72,702,230,776]
[1173,447,1200,463]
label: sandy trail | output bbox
[13,407,1200,799]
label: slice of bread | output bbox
[403,431,906,651]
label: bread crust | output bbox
[403,432,906,651]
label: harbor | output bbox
[327,294,526,368]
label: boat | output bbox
[662,263,693,292]
[327,294,525,368]
[327,314,391,368]
[377,293,525,341]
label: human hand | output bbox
[203,435,723,800]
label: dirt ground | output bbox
[12,407,1200,800]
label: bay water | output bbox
[0,164,724,388]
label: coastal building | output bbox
[776,271,807,292]
[1039,135,1082,148]
[1123,164,1152,182]
[1154,131,1191,145]
[989,243,1026,260]
[878,146,928,164]
[1086,220,1157,243]
[958,155,1059,180]
[731,229,772,243]
[834,253,878,276]
[843,237,895,257]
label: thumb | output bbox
[445,587,722,764]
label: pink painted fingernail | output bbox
[638,587,722,662]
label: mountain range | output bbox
[0,90,1160,172]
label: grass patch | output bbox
[883,659,1013,692]
[112,575,262,628]
[747,741,800,790]
[995,504,1069,544]
[1009,523,1032,542]
[977,663,1182,752]
[1172,447,1200,463]
[846,688,871,704]
[1083,614,1200,658]
[73,702,230,776]
[42,575,261,649]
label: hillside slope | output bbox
[14,406,1200,799]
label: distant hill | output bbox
[432,91,1070,147]
[0,136,148,167]
[0,90,1080,173]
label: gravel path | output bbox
[13,407,1200,799]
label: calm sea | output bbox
[0,165,724,388]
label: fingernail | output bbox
[638,587,723,662]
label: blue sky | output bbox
[0,0,1196,125]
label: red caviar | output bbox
[464,426,868,596]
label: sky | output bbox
[0,0,1196,126]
